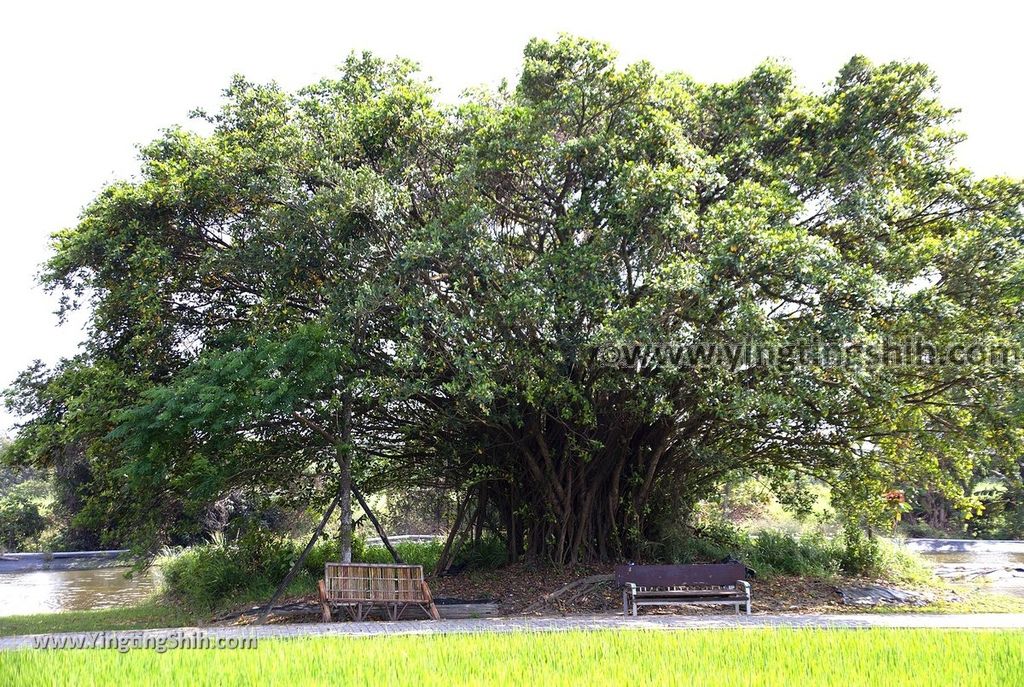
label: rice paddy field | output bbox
[2,628,1022,686]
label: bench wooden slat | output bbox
[325,563,432,602]
[635,588,747,597]
[615,563,745,587]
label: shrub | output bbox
[665,521,743,565]
[0,482,49,551]
[233,528,299,583]
[836,527,882,576]
[303,539,340,578]
[160,528,301,610]
[161,545,249,610]
[354,537,505,572]
[303,535,366,577]
[453,536,507,570]
[838,528,931,582]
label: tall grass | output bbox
[359,536,507,570]
[159,529,304,611]
[2,629,1022,686]
[360,540,445,568]
[669,524,931,581]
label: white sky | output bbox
[1,0,1022,432]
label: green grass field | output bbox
[2,629,1022,686]
[0,602,199,638]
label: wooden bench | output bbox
[319,562,441,621]
[616,563,751,616]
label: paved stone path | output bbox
[3,613,1024,651]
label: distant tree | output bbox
[0,481,49,551]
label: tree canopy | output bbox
[5,36,1023,563]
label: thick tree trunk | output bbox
[502,416,684,565]
[430,410,704,564]
[338,390,354,563]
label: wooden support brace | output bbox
[317,580,332,623]
[421,580,441,621]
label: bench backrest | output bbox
[615,563,746,588]
[324,562,429,602]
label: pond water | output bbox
[0,567,159,617]
[914,550,1024,598]
[919,552,1024,565]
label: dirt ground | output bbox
[430,562,868,616]
[235,561,991,626]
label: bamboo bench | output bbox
[318,562,441,622]
[616,563,751,616]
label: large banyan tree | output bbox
[5,36,1023,563]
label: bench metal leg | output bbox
[624,584,638,617]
